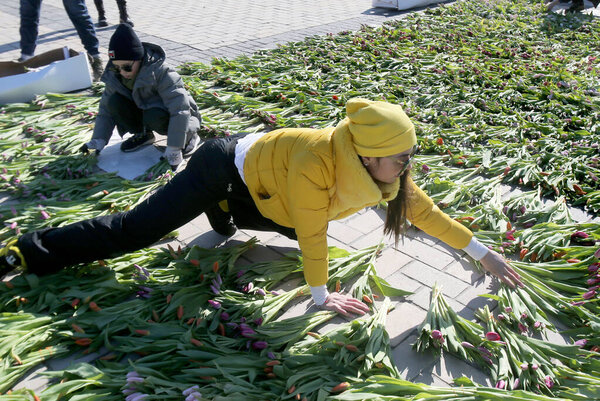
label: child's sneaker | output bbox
[121,131,156,152]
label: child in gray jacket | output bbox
[80,24,201,169]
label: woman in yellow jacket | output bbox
[0,99,521,315]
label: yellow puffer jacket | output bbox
[243,125,472,287]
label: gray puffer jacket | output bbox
[92,43,201,149]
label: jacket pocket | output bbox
[255,193,292,227]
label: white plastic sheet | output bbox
[97,131,163,180]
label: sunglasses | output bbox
[387,146,419,172]
[112,62,135,73]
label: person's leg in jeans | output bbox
[62,0,100,56]
[116,0,133,26]
[19,0,42,59]
[17,138,236,274]
[62,0,104,80]
[93,0,108,26]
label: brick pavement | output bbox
[1,0,599,394]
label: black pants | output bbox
[107,92,169,135]
[18,134,296,275]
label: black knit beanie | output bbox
[108,24,144,61]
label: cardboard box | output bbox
[0,47,93,104]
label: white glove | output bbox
[163,146,183,169]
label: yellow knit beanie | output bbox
[346,98,416,157]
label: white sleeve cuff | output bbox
[462,237,489,261]
[310,285,329,306]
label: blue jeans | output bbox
[20,0,99,56]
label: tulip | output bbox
[587,277,600,286]
[505,229,516,241]
[215,273,222,286]
[460,341,475,349]
[594,248,600,259]
[252,341,268,350]
[220,312,230,321]
[520,363,529,370]
[478,346,493,358]
[497,313,506,321]
[183,386,200,396]
[571,231,589,239]
[9,222,17,229]
[504,307,513,313]
[518,323,527,333]
[485,332,501,341]
[210,285,220,295]
[534,321,542,329]
[574,339,587,347]
[512,378,520,389]
[572,300,585,306]
[520,312,528,320]
[267,351,277,360]
[422,164,430,172]
[208,300,221,309]
[544,376,554,389]
[495,380,506,389]
[531,363,539,370]
[126,393,147,401]
[582,290,596,300]
[431,330,443,339]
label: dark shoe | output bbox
[120,17,134,27]
[97,18,109,27]
[89,55,104,82]
[17,53,34,63]
[205,204,237,237]
[0,240,24,279]
[567,0,584,11]
[120,131,155,152]
[183,134,200,157]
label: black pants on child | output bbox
[18,134,296,275]
[107,92,169,135]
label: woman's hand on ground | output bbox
[321,292,370,317]
[480,249,524,289]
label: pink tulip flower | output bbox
[486,332,501,341]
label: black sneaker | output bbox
[205,204,237,237]
[0,239,24,279]
[121,131,156,152]
[97,18,109,27]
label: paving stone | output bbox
[327,220,364,243]
[390,334,437,381]
[395,237,458,270]
[455,273,501,312]
[443,258,486,285]
[386,301,428,347]
[345,208,386,234]
[384,270,423,296]
[373,246,415,280]
[241,243,286,264]
[400,260,471,298]
[12,365,50,392]
[350,229,393,250]
[407,285,476,322]
[432,353,492,387]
